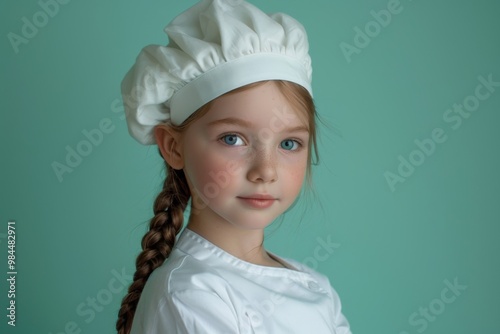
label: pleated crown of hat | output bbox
[121,0,313,145]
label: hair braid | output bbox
[116,162,190,334]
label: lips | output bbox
[238,194,276,200]
[237,194,277,209]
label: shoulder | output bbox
[281,256,341,295]
[282,256,351,330]
[131,250,241,333]
[146,248,231,295]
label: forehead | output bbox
[199,82,309,128]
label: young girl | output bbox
[117,0,351,333]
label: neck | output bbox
[185,215,282,267]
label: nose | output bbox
[246,147,278,183]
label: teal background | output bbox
[1,0,499,333]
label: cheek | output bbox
[281,155,307,188]
[288,168,306,188]
[184,146,242,196]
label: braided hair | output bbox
[115,164,190,334]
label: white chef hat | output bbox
[121,0,313,145]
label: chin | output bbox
[218,211,279,231]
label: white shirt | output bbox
[130,228,351,334]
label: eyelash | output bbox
[218,133,304,151]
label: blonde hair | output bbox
[116,80,319,334]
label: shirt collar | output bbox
[173,227,318,281]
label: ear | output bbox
[154,124,184,170]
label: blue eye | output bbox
[221,134,244,146]
[280,139,300,151]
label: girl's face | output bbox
[180,81,310,231]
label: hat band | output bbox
[170,53,312,125]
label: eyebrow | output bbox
[207,117,309,133]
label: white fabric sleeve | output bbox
[153,289,241,334]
